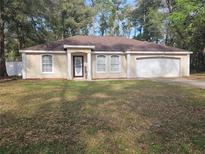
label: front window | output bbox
[111,55,120,72]
[96,55,106,72]
[42,55,53,73]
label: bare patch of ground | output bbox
[185,73,205,80]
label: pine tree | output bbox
[0,0,8,77]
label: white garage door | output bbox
[136,58,180,77]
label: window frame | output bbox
[110,55,121,73]
[96,55,107,73]
[41,54,54,73]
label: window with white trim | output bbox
[96,55,106,72]
[42,55,53,73]
[111,55,120,72]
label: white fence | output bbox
[6,62,22,76]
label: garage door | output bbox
[136,57,180,77]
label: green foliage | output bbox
[131,0,205,71]
[1,0,94,55]
[143,8,163,42]
[132,0,163,42]
[91,0,131,36]
[168,0,205,71]
[55,0,94,38]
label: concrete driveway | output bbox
[151,78,205,89]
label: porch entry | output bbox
[73,56,84,77]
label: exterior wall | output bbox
[23,50,190,79]
[92,54,127,79]
[25,53,67,79]
[129,54,190,78]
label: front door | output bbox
[73,56,83,77]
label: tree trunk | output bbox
[0,0,8,78]
[166,0,173,13]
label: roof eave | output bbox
[126,51,193,54]
[19,50,66,53]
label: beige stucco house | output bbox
[19,35,192,80]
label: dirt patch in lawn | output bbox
[186,73,205,80]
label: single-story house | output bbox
[19,35,192,80]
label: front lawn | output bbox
[0,80,204,153]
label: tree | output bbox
[121,5,133,37]
[143,8,163,43]
[90,0,110,35]
[132,0,162,41]
[108,0,126,36]
[0,0,8,77]
[168,0,205,71]
[99,13,109,36]
[0,0,58,78]
[51,0,94,39]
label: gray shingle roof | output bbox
[23,35,186,52]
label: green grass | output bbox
[0,80,205,154]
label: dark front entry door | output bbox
[73,56,83,77]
